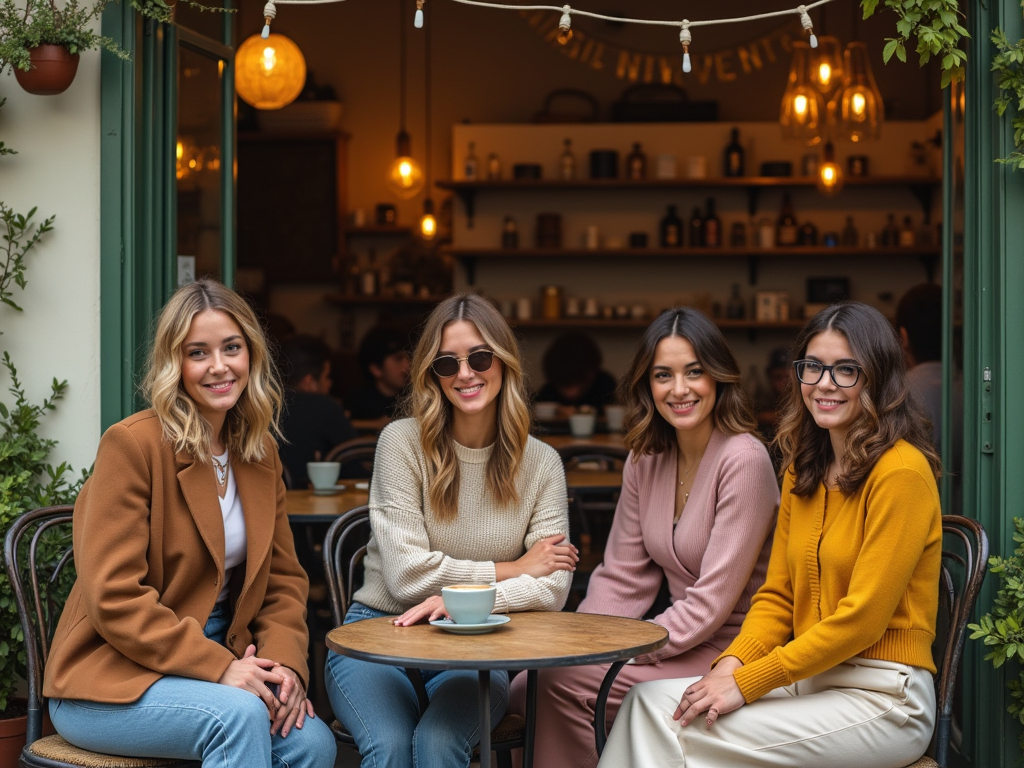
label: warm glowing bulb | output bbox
[822,166,835,184]
[851,92,867,116]
[816,144,844,196]
[794,94,808,117]
[176,141,184,160]
[557,26,573,45]
[818,61,832,86]
[261,47,277,73]
[420,213,437,239]
[387,154,425,199]
[399,160,413,181]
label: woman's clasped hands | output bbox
[218,644,315,737]
[673,655,746,729]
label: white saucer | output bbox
[312,486,344,496]
[429,615,511,635]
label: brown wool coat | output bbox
[43,410,310,703]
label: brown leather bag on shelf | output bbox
[611,83,718,123]
[533,88,601,123]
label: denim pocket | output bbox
[344,602,392,625]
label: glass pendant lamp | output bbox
[387,0,426,199]
[810,35,844,96]
[780,42,826,146]
[235,33,306,110]
[834,41,884,142]
[816,141,844,196]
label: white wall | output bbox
[0,55,103,472]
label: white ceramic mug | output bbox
[442,584,496,624]
[604,405,626,432]
[307,462,341,491]
[569,412,597,438]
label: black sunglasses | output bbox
[431,350,495,378]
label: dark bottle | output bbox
[626,142,647,180]
[723,127,744,177]
[702,197,721,247]
[726,283,746,319]
[881,214,900,247]
[798,221,818,246]
[776,194,798,247]
[501,216,519,249]
[688,207,704,248]
[898,216,916,247]
[659,205,683,248]
[841,216,859,246]
[730,221,747,247]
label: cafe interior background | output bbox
[10,0,1024,764]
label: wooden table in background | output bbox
[326,612,667,768]
[539,433,627,450]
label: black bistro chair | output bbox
[322,506,525,767]
[5,505,198,768]
[590,514,989,768]
[324,436,379,481]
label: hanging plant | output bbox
[860,0,968,87]
[992,24,1024,170]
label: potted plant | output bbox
[968,517,1024,753]
[0,99,85,760]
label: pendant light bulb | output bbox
[557,6,573,45]
[387,131,425,200]
[834,42,884,142]
[810,36,844,95]
[420,198,438,240]
[680,22,692,73]
[261,0,276,39]
[816,141,844,196]
[779,41,825,146]
[798,6,817,48]
[414,0,425,28]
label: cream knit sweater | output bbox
[352,418,572,615]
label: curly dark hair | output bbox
[775,302,941,496]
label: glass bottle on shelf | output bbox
[360,249,379,296]
[464,142,479,181]
[899,216,916,247]
[688,207,704,248]
[487,152,502,181]
[626,142,647,180]
[841,216,859,246]
[726,283,746,319]
[776,193,798,247]
[881,214,900,247]
[560,138,576,181]
[730,221,747,247]
[723,127,744,177]
[798,221,818,246]
[501,216,519,249]
[702,197,721,247]
[659,204,683,248]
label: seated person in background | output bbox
[896,282,943,448]
[535,331,618,414]
[346,325,411,421]
[755,347,791,472]
[279,334,356,488]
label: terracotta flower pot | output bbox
[14,44,81,96]
[0,710,28,767]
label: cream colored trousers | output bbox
[597,657,935,768]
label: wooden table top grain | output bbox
[325,612,667,671]
[539,433,628,450]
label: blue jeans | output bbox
[324,602,509,768]
[49,601,336,768]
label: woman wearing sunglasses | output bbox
[324,293,576,768]
[598,302,942,768]
[508,307,779,768]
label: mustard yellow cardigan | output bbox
[719,440,942,703]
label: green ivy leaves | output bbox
[862,0,968,88]
[992,26,1024,170]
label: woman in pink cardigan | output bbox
[509,307,780,768]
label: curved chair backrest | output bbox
[932,515,988,767]
[324,436,379,480]
[323,505,372,625]
[4,505,75,746]
[556,444,629,472]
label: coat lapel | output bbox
[177,451,226,576]
[233,456,277,595]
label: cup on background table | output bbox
[307,461,341,493]
[534,401,559,420]
[604,404,626,432]
[442,584,496,624]
[569,412,597,438]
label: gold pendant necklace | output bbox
[212,454,229,486]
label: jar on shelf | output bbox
[541,286,563,319]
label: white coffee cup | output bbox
[441,584,496,624]
[534,401,559,420]
[307,461,341,491]
[604,405,626,432]
[569,412,597,438]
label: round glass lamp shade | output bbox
[235,33,306,110]
[834,42,884,143]
[780,42,826,146]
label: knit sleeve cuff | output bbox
[732,653,791,703]
[714,634,770,668]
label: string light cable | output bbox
[267,0,836,59]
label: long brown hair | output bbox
[142,279,283,463]
[619,307,758,458]
[775,301,941,496]
[406,294,531,522]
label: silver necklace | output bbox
[212,454,229,486]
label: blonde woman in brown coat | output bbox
[43,280,336,768]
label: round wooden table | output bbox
[326,611,667,768]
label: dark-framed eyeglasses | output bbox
[431,350,495,378]
[793,359,863,388]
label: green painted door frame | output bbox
[100,4,235,430]
[960,1,1024,765]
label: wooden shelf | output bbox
[510,318,805,331]
[436,176,940,191]
[444,246,941,260]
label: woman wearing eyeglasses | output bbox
[597,302,942,768]
[508,307,779,768]
[324,293,576,768]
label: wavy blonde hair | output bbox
[619,307,759,458]
[405,294,531,522]
[141,279,283,463]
